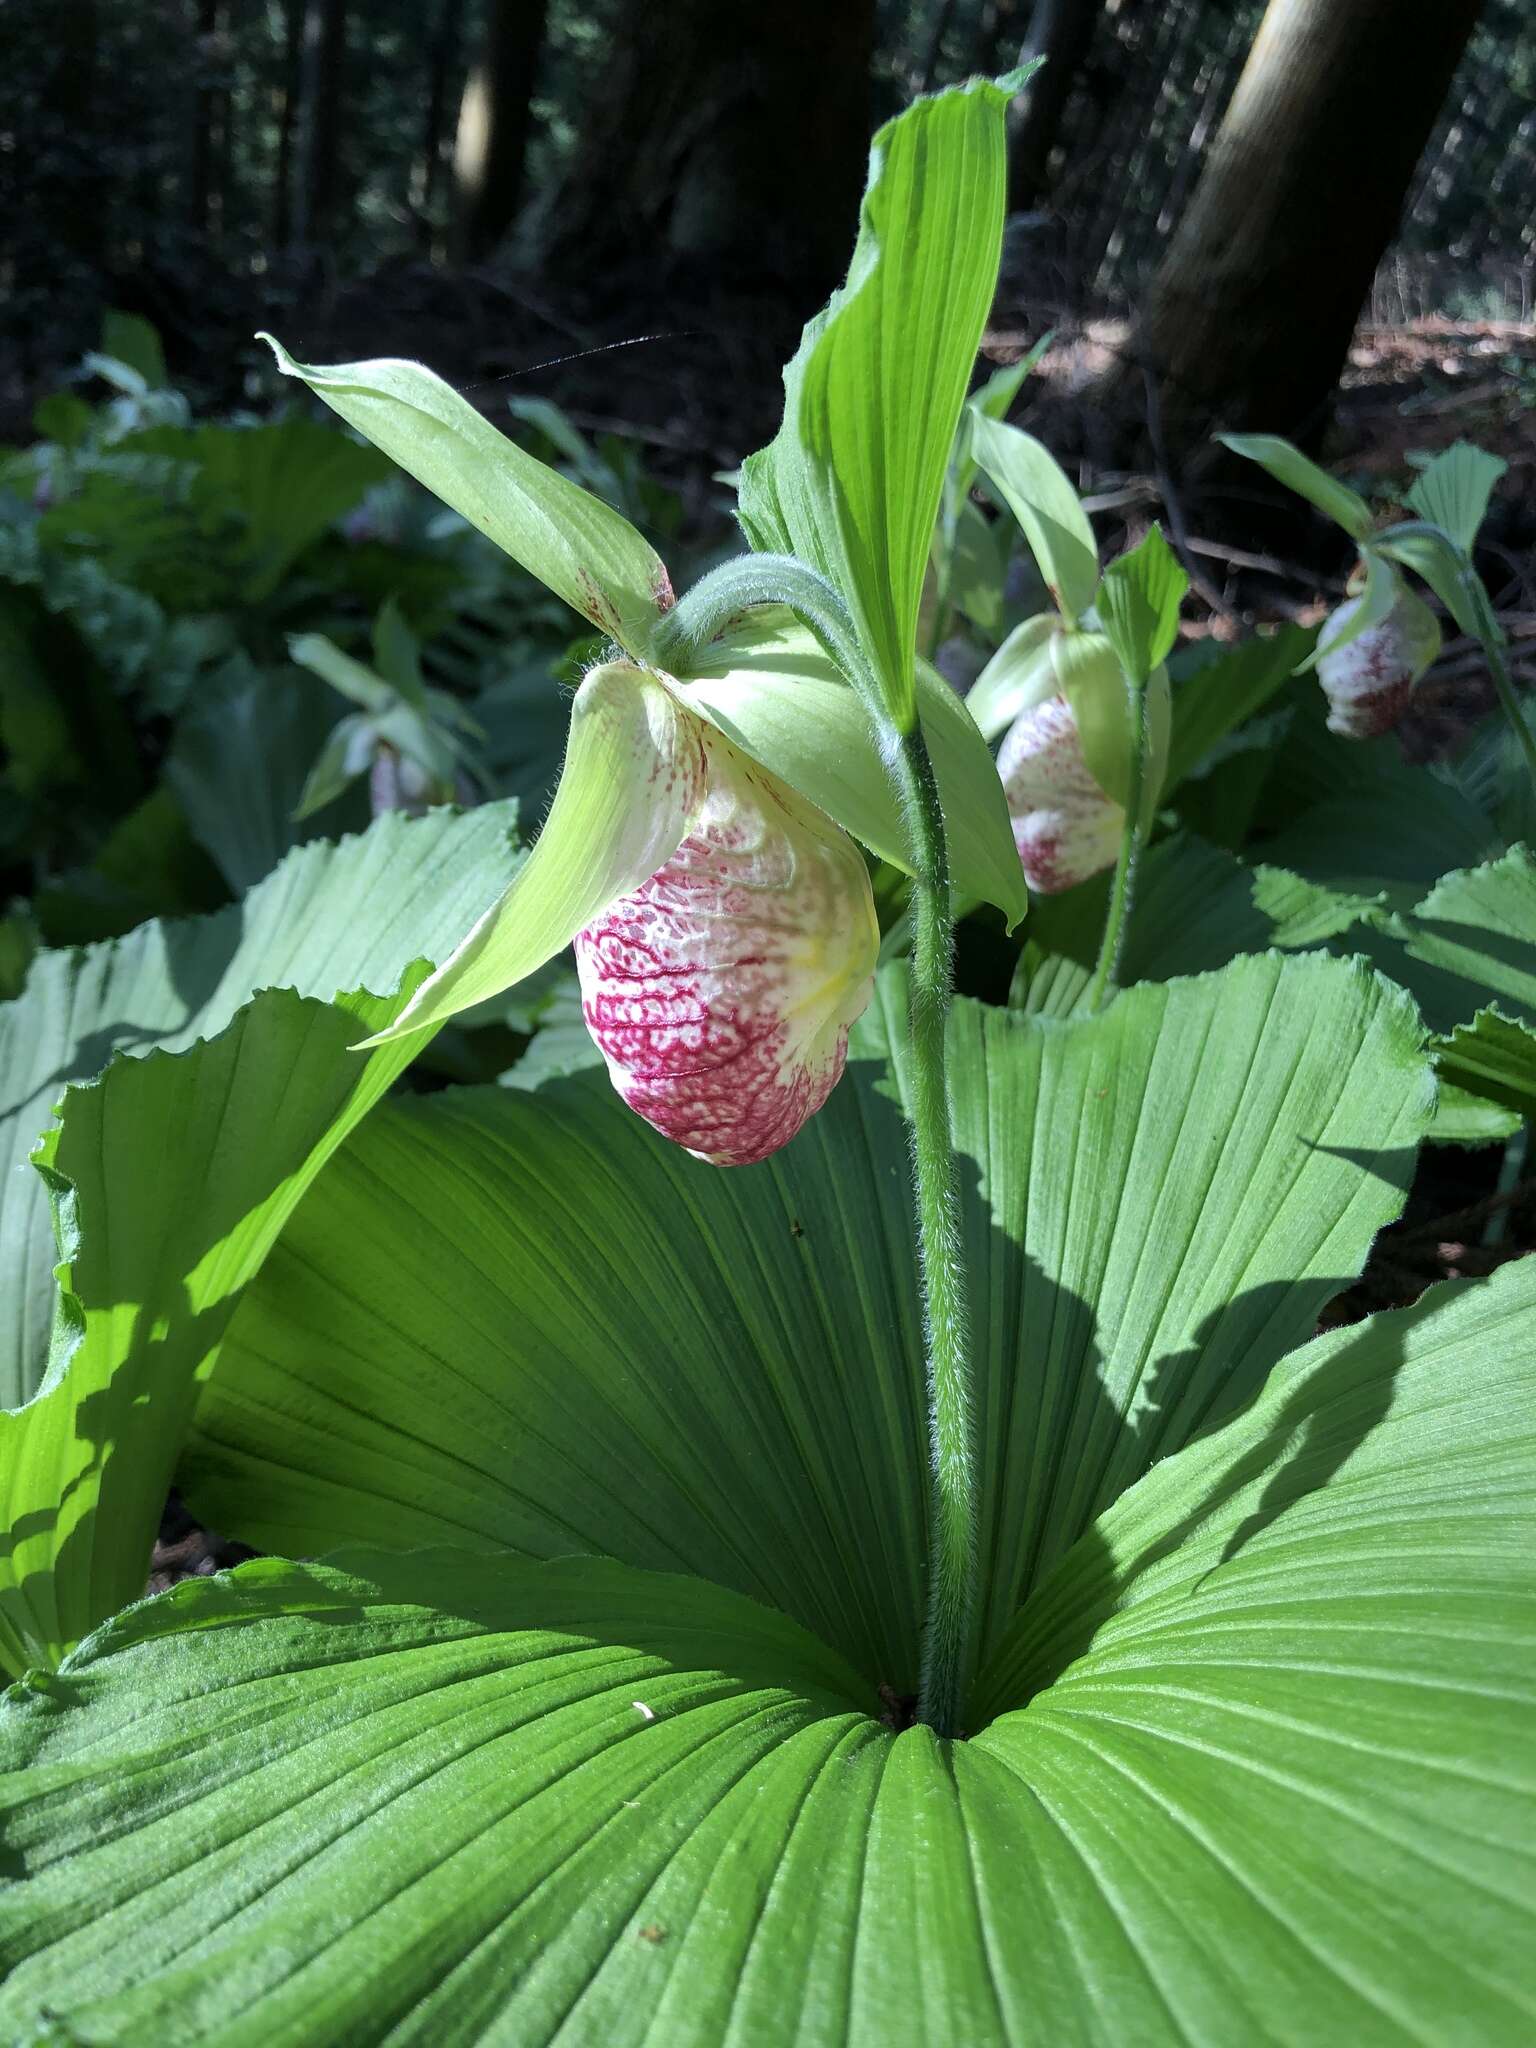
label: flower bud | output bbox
[575,723,878,1166]
[1316,580,1441,738]
[997,692,1124,893]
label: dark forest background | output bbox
[5,0,1534,478]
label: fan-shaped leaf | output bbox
[0,809,524,1670]
[4,1255,1530,2043]
[190,954,1432,1690]
[0,805,520,1409]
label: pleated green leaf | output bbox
[1164,625,1315,790]
[1010,832,1374,1017]
[1405,440,1507,553]
[189,953,1431,1692]
[738,79,1014,731]
[1434,1007,1536,1120]
[1345,845,1536,1124]
[4,1254,1530,2044]
[0,804,521,1408]
[0,809,524,1674]
[1094,523,1186,687]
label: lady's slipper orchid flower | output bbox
[261,340,1025,1158]
[361,661,878,1166]
[998,690,1124,894]
[1316,575,1441,738]
[968,618,1167,895]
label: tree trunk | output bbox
[541,0,875,314]
[1135,0,1483,454]
[419,0,468,252]
[453,0,546,262]
[1007,0,1105,212]
[293,0,347,247]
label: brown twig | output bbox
[1185,536,1349,593]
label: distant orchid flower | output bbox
[998,691,1124,894]
[1316,576,1441,738]
[971,619,1165,896]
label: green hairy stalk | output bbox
[657,556,979,1733]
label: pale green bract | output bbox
[969,409,1100,624]
[261,337,675,658]
[1217,430,1374,540]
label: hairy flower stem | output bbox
[653,557,980,1731]
[891,721,977,1738]
[1085,683,1148,1013]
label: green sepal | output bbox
[1055,632,1169,827]
[964,612,1058,740]
[287,630,395,715]
[677,609,1028,929]
[969,411,1099,624]
[260,337,675,659]
[1217,431,1374,540]
[1374,523,1484,639]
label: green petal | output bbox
[964,612,1057,741]
[356,664,702,1045]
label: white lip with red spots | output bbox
[997,693,1123,895]
[1317,581,1442,739]
[576,721,879,1166]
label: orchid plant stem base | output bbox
[892,719,978,1737]
[1085,681,1149,1014]
[1485,630,1536,799]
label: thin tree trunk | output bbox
[272,0,303,249]
[293,0,347,248]
[1136,0,1483,453]
[420,0,468,251]
[1007,0,1105,211]
[454,0,548,262]
[189,0,219,235]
